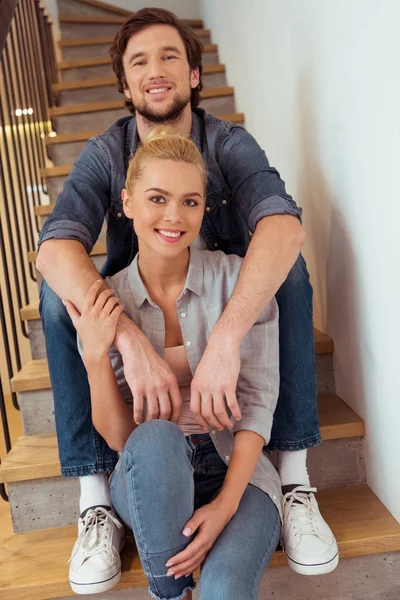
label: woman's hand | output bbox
[165,495,236,579]
[63,279,124,361]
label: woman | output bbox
[65,127,282,600]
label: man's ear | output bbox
[123,82,132,100]
[190,67,200,89]
[122,188,133,219]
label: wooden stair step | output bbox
[58,44,218,70]
[59,14,203,28]
[53,65,225,92]
[28,242,106,264]
[0,394,365,483]
[44,129,106,146]
[59,31,211,47]
[1,484,399,599]
[49,87,234,118]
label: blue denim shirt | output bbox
[38,108,302,277]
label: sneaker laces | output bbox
[68,507,123,566]
[283,486,331,544]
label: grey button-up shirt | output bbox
[98,247,282,517]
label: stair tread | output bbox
[58,44,218,69]
[1,484,399,599]
[49,86,234,117]
[28,242,106,264]
[59,31,211,47]
[54,65,225,92]
[59,14,203,27]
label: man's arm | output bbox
[211,213,304,345]
[191,126,305,429]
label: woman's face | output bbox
[122,158,205,258]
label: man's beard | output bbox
[132,87,191,124]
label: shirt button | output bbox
[222,199,228,205]
[185,341,192,347]
[273,495,277,501]
[205,206,211,212]
[180,312,187,318]
[117,212,122,218]
[214,243,218,248]
[225,455,230,462]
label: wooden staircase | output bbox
[1,0,399,598]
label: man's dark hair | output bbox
[109,7,204,111]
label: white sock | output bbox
[79,473,113,514]
[278,449,310,487]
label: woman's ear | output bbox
[122,188,133,219]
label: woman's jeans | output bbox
[109,421,281,600]
[39,254,321,477]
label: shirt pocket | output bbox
[107,195,135,251]
[205,186,243,241]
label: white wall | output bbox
[101,0,201,19]
[200,0,400,521]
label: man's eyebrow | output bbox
[145,187,202,198]
[127,46,182,66]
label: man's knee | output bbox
[39,281,67,325]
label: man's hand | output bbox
[120,333,182,425]
[190,334,242,431]
[165,495,235,579]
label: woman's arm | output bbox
[215,429,264,515]
[84,354,136,452]
[63,279,135,451]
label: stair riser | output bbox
[56,71,227,107]
[52,95,236,134]
[58,0,130,19]
[46,552,400,600]
[7,436,365,532]
[53,108,128,133]
[60,22,205,40]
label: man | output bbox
[37,7,338,595]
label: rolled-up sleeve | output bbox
[232,298,280,444]
[38,139,111,254]
[218,126,302,232]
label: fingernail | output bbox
[61,300,66,305]
[165,561,172,567]
[174,575,182,580]
[166,570,174,576]
[182,527,191,536]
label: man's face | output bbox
[122,24,200,122]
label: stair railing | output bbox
[0,0,59,500]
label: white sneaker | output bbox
[68,506,126,594]
[282,486,339,576]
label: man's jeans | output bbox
[110,422,281,600]
[39,254,320,478]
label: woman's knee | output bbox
[123,420,188,466]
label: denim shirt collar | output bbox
[127,247,204,308]
[126,109,204,160]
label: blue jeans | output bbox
[109,421,281,600]
[39,254,320,477]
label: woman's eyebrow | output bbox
[145,187,202,198]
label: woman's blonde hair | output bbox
[125,125,208,194]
